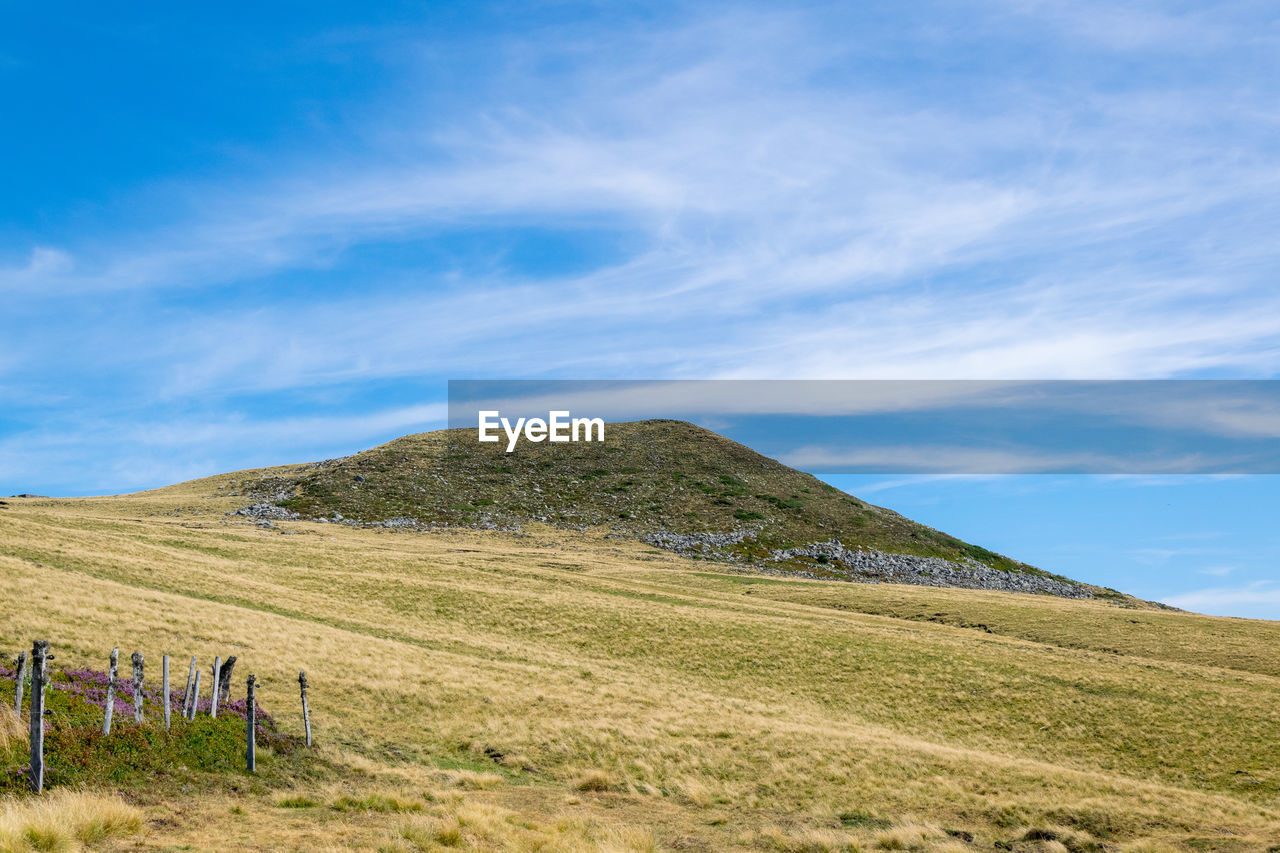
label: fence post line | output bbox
[13,650,26,715]
[189,670,201,720]
[103,648,119,735]
[182,655,196,718]
[162,655,171,730]
[210,657,222,719]
[299,671,312,747]
[28,640,48,793]
[245,674,257,773]
[131,652,145,723]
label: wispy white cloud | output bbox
[4,1,1280,496]
[1163,581,1280,620]
[778,444,1231,474]
[830,474,1002,495]
[1125,546,1234,565]
[999,0,1242,52]
[0,404,446,494]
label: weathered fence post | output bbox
[299,671,312,747]
[102,648,119,735]
[210,657,221,719]
[245,674,256,773]
[29,641,48,793]
[162,655,171,730]
[217,655,236,704]
[189,670,201,720]
[13,650,26,715]
[182,655,196,717]
[131,652,145,723]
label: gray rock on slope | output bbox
[642,530,1091,599]
[770,539,1091,598]
[233,502,299,521]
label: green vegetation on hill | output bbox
[228,420,1053,578]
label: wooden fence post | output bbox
[13,650,26,715]
[182,655,196,718]
[28,641,48,793]
[131,652,145,723]
[162,655,171,730]
[189,670,201,720]
[102,648,118,735]
[245,674,256,773]
[299,671,312,747]
[217,655,236,704]
[210,657,221,719]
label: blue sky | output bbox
[2,2,1278,616]
[822,474,1280,620]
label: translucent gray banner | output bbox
[446,380,1280,474]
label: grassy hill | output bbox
[1,484,1278,851]
[209,420,1113,597]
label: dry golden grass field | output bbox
[2,476,1279,851]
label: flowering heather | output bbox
[48,666,286,741]
[2,661,299,790]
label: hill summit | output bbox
[219,419,1119,600]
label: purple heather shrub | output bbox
[4,662,292,754]
[36,665,284,739]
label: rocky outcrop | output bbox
[233,502,299,521]
[641,529,1091,599]
[229,503,519,532]
[640,529,759,553]
[769,539,1091,598]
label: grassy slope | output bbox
[224,421,1091,585]
[1,486,1279,851]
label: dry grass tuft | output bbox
[275,795,319,809]
[758,824,862,852]
[676,777,714,808]
[873,823,947,851]
[439,769,505,790]
[329,793,424,813]
[0,705,25,754]
[392,800,658,852]
[1118,841,1181,853]
[1018,824,1101,853]
[572,768,615,792]
[0,790,142,853]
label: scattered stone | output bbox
[641,529,759,552]
[642,530,1092,599]
[228,503,519,534]
[232,502,299,521]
